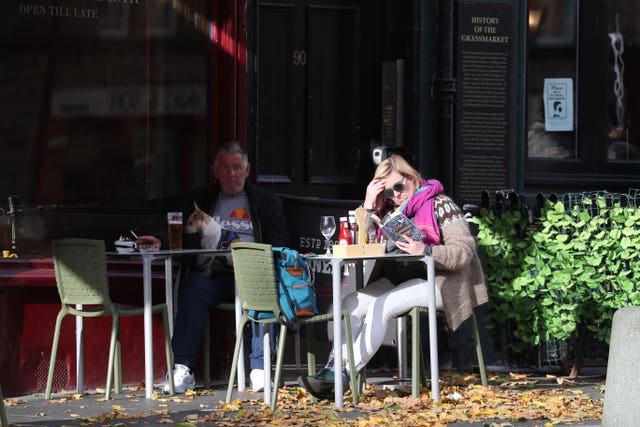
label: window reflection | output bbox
[0,1,210,209]
[606,6,639,161]
[528,0,576,47]
[526,0,577,160]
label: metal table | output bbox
[310,253,437,407]
[106,248,235,399]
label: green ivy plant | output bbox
[473,196,640,354]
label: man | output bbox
[138,141,289,393]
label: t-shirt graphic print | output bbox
[213,193,255,242]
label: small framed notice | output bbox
[544,78,574,131]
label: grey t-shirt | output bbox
[213,192,255,242]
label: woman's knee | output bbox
[342,292,359,311]
[364,277,396,294]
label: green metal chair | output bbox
[1,385,7,427]
[46,238,174,399]
[406,307,488,397]
[225,242,358,411]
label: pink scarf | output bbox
[402,179,443,246]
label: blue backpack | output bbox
[249,247,318,326]
[273,247,318,323]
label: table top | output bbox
[107,248,231,257]
[309,252,426,262]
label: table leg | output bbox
[164,257,174,336]
[397,316,407,379]
[234,282,246,392]
[331,258,344,408]
[76,306,84,394]
[263,328,271,405]
[142,254,154,399]
[424,256,440,402]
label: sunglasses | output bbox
[382,177,406,199]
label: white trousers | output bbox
[340,277,443,373]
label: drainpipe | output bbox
[417,0,438,177]
[432,0,456,193]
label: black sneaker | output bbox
[297,368,348,400]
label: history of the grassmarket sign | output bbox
[455,1,513,205]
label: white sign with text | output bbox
[544,78,574,131]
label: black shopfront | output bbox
[1,0,639,394]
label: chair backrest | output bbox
[230,242,282,317]
[52,238,113,308]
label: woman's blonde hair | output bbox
[372,155,423,210]
[373,154,422,183]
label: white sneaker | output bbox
[250,369,264,392]
[163,363,195,393]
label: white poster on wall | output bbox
[544,78,574,131]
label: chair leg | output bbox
[45,310,66,399]
[203,314,211,388]
[162,306,175,394]
[342,311,359,405]
[115,329,122,394]
[355,368,366,397]
[271,323,288,411]
[470,312,488,386]
[419,340,427,388]
[226,316,249,403]
[410,307,421,398]
[0,385,7,427]
[105,314,120,400]
[305,324,316,376]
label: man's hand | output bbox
[135,235,162,247]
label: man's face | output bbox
[213,152,250,196]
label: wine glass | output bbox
[319,216,336,255]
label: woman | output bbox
[298,155,488,398]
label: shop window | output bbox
[0,1,210,209]
[606,2,639,161]
[525,0,640,191]
[526,0,577,160]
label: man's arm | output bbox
[251,185,290,247]
[262,193,291,247]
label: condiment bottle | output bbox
[338,217,352,245]
[348,210,358,244]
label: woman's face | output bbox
[382,171,417,206]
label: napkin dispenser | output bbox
[114,237,136,253]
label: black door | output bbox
[247,0,379,199]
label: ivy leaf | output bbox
[585,255,603,267]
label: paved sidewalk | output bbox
[4,367,605,427]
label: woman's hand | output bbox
[364,178,386,209]
[394,234,428,255]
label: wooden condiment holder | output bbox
[332,243,384,258]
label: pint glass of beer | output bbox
[167,212,183,250]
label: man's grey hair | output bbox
[213,141,248,168]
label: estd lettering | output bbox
[299,237,322,250]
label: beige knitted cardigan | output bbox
[432,206,488,331]
[365,194,488,331]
